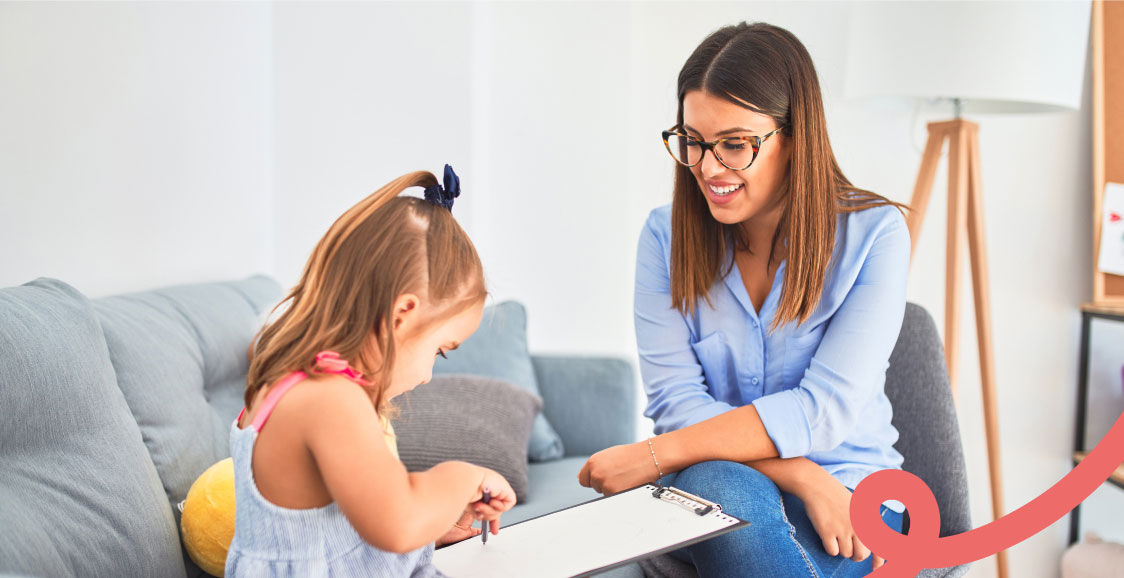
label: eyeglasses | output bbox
[661,125,785,171]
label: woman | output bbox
[578,22,908,577]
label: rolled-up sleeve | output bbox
[752,212,910,458]
[635,213,735,434]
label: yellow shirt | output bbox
[381,415,399,459]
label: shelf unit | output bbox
[1071,1,1124,545]
[1072,452,1124,491]
[1069,303,1124,544]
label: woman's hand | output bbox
[436,510,481,547]
[578,441,660,495]
[799,476,882,569]
[742,457,883,569]
[472,469,516,537]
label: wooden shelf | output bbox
[1081,302,1124,318]
[1073,451,1124,491]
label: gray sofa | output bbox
[0,276,643,578]
[0,274,969,578]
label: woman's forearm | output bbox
[742,456,833,496]
[655,405,834,496]
[655,404,780,473]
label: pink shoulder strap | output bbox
[247,371,308,432]
[237,351,372,432]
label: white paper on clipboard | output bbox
[433,484,748,578]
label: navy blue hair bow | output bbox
[423,164,460,211]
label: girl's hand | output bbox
[472,469,516,537]
[436,510,481,547]
[578,441,658,495]
[801,477,879,567]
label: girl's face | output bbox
[681,90,791,226]
[386,297,485,399]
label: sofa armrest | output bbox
[531,355,638,458]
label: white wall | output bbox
[0,2,274,297]
[271,1,474,289]
[3,2,1120,577]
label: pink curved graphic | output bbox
[851,410,1124,576]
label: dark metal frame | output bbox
[1069,307,1124,544]
[661,125,785,171]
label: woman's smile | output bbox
[704,180,744,205]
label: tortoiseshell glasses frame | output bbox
[661,125,786,171]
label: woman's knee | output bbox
[673,461,786,521]
[672,462,823,574]
[675,460,778,493]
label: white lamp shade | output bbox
[845,1,1091,113]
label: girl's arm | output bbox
[302,378,514,553]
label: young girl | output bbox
[580,22,908,577]
[227,167,514,577]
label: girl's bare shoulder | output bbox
[272,374,380,433]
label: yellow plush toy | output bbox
[180,418,399,577]
[181,457,236,577]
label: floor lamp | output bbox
[845,4,1091,578]
[908,112,1007,577]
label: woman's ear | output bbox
[392,293,422,333]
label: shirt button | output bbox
[752,320,759,328]
[751,377,760,385]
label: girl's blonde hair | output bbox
[245,171,486,412]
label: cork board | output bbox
[1094,0,1124,302]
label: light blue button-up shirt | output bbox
[636,203,908,490]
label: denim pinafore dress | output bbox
[225,355,446,578]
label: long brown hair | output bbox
[670,22,905,329]
[245,171,486,412]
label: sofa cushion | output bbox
[91,275,281,509]
[392,374,542,501]
[433,301,564,461]
[0,279,185,578]
[507,456,603,525]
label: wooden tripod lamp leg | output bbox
[907,125,947,261]
[905,119,1008,578]
[965,126,1009,578]
[945,124,971,400]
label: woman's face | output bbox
[681,90,791,226]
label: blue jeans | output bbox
[663,461,904,578]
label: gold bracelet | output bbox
[647,437,665,481]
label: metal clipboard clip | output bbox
[651,485,721,516]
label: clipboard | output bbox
[433,484,749,578]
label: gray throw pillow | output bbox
[92,276,281,509]
[91,276,280,578]
[392,375,542,501]
[433,301,564,462]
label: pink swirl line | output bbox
[851,410,1124,576]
